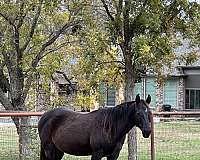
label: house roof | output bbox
[176,66,200,75]
[145,65,200,78]
[177,65,200,70]
[52,72,77,85]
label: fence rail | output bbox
[0,112,44,117]
[153,111,200,115]
[0,111,200,160]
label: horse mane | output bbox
[96,101,136,138]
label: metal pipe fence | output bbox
[0,112,199,160]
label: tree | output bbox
[177,51,199,66]
[62,1,124,111]
[184,1,200,48]
[98,0,200,160]
[0,0,84,158]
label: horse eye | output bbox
[145,108,148,113]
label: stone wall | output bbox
[177,77,185,110]
[155,83,164,111]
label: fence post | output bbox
[150,113,155,160]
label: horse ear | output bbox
[135,94,140,104]
[146,94,151,104]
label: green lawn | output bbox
[0,120,200,160]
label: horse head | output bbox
[133,94,152,138]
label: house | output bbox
[178,66,200,110]
[100,66,200,111]
[50,71,77,108]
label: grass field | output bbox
[0,120,200,160]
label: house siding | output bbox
[163,78,178,109]
[98,74,189,111]
[133,82,142,98]
[145,78,156,108]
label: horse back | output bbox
[38,108,75,142]
[41,109,97,155]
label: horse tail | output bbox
[40,144,46,160]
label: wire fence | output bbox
[0,118,19,159]
[0,112,199,160]
[0,116,40,160]
[152,112,200,160]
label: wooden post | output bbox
[150,112,155,160]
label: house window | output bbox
[106,87,116,106]
[164,79,177,108]
[99,83,116,107]
[145,78,156,108]
[185,89,200,109]
[58,84,75,96]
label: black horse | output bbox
[38,94,151,160]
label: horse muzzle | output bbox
[142,129,151,138]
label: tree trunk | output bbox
[125,75,137,160]
[17,117,33,160]
[0,89,33,159]
[124,55,137,160]
[128,128,137,160]
[11,108,33,159]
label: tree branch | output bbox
[55,71,76,91]
[1,51,12,74]
[96,60,125,67]
[20,0,44,53]
[23,6,82,100]
[113,67,124,82]
[16,1,26,29]
[0,12,15,27]
[39,40,80,60]
[101,0,123,39]
[31,19,79,69]
[101,0,115,21]
[123,0,131,47]
[14,26,20,56]
[22,72,34,101]
[116,0,123,17]
[129,0,148,37]
[0,61,10,92]
[0,88,14,110]
[0,12,20,54]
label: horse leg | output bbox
[106,150,120,160]
[91,150,104,160]
[40,144,46,160]
[44,144,64,160]
[43,143,56,160]
[54,147,64,160]
[107,136,125,160]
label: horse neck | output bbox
[111,103,136,141]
